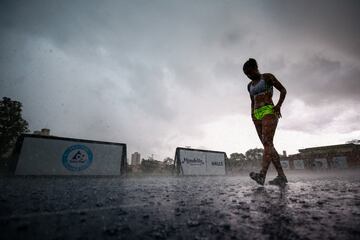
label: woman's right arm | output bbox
[247,82,255,120]
[250,95,255,120]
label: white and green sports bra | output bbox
[248,77,273,97]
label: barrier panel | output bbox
[13,134,127,176]
[280,160,290,169]
[332,156,348,169]
[314,158,328,169]
[174,147,227,176]
[293,159,305,169]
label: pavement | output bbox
[0,170,360,240]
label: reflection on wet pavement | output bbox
[0,170,359,239]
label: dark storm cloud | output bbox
[282,54,360,105]
[124,61,175,120]
[213,58,243,80]
[263,0,360,58]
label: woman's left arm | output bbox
[269,73,287,108]
[265,73,286,118]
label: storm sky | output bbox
[1,0,359,160]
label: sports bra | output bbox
[248,77,273,97]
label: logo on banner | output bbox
[294,160,305,169]
[211,161,223,166]
[280,160,289,169]
[333,156,348,169]
[62,145,93,171]
[314,158,328,169]
[181,158,204,165]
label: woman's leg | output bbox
[252,119,263,144]
[259,114,285,177]
[249,118,267,184]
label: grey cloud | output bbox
[213,58,242,81]
[285,54,360,105]
[280,101,360,134]
[262,0,360,58]
[124,61,175,120]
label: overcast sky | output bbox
[1,0,359,161]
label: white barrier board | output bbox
[177,148,226,175]
[314,158,328,169]
[332,156,348,169]
[280,160,290,169]
[294,160,305,169]
[15,135,125,175]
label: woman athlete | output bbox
[243,58,288,186]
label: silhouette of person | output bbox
[243,58,288,186]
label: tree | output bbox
[163,157,174,165]
[162,157,174,174]
[346,139,360,144]
[140,158,162,173]
[226,152,247,172]
[245,148,264,168]
[0,97,29,157]
[229,153,246,162]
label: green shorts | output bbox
[253,104,275,120]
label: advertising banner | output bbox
[314,158,328,169]
[332,156,348,169]
[176,148,226,175]
[280,160,290,169]
[15,135,126,175]
[293,159,305,169]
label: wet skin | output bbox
[244,67,287,118]
[244,67,287,177]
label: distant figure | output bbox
[243,58,288,186]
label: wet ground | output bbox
[0,170,360,240]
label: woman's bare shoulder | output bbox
[262,73,276,80]
[247,81,252,92]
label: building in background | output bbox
[281,143,360,170]
[131,152,141,165]
[33,128,50,136]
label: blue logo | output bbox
[62,145,93,171]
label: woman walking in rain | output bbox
[243,58,288,186]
